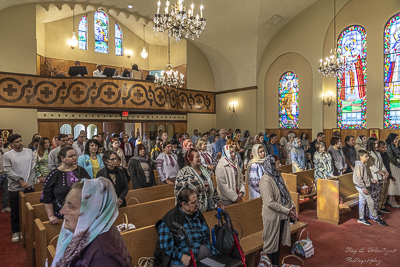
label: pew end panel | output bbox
[19,191,26,247]
[281,173,298,192]
[35,219,62,267]
[317,179,340,225]
[25,202,35,267]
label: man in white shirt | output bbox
[93,64,105,77]
[3,134,35,242]
[72,133,86,158]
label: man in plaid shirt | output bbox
[155,188,218,266]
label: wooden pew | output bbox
[47,244,56,267]
[25,202,47,267]
[317,173,358,225]
[115,197,175,228]
[281,164,293,174]
[125,184,174,205]
[34,183,44,192]
[35,219,61,267]
[20,191,42,247]
[36,197,175,267]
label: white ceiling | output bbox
[2,0,322,90]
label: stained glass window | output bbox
[384,13,400,128]
[337,26,367,129]
[94,11,109,54]
[279,71,299,129]
[115,23,123,56]
[78,15,87,50]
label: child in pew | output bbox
[305,152,313,169]
[353,150,387,226]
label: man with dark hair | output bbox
[342,135,356,173]
[191,129,200,145]
[3,134,35,242]
[279,130,289,147]
[208,128,216,144]
[309,132,326,157]
[128,130,136,148]
[377,141,392,214]
[154,188,218,266]
[267,134,279,158]
[73,132,86,157]
[215,129,227,157]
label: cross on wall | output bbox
[40,87,53,98]
[104,87,115,99]
[3,84,17,96]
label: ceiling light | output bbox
[127,5,133,9]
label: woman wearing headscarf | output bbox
[328,137,347,176]
[51,178,131,267]
[246,144,266,199]
[291,137,306,172]
[96,150,129,207]
[284,133,296,165]
[260,155,298,267]
[226,139,244,171]
[355,135,367,159]
[313,142,336,185]
[215,145,246,206]
[142,133,153,155]
[128,144,156,189]
[175,148,224,212]
[196,139,216,176]
[386,133,400,207]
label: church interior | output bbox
[0,0,400,266]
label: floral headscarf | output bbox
[293,137,301,148]
[222,145,238,175]
[52,178,118,267]
[263,155,291,206]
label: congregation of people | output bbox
[1,127,400,266]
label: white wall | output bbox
[0,108,38,143]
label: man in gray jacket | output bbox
[3,134,35,242]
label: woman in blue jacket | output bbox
[78,139,104,179]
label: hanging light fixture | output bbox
[155,36,185,88]
[153,0,206,42]
[141,24,148,59]
[318,0,344,77]
[70,7,78,49]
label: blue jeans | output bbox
[0,174,9,209]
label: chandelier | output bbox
[155,36,185,88]
[318,0,344,77]
[153,0,206,42]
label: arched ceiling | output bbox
[3,0,321,91]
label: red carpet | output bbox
[280,200,400,266]
[0,194,399,266]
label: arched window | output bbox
[94,11,109,54]
[384,13,400,128]
[279,71,299,129]
[74,124,85,139]
[78,15,87,50]
[60,124,72,135]
[337,25,367,129]
[87,124,98,139]
[115,22,123,56]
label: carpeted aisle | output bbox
[0,210,28,267]
[280,200,400,266]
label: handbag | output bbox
[291,229,314,258]
[281,255,305,267]
[258,251,272,267]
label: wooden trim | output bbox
[214,86,257,95]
